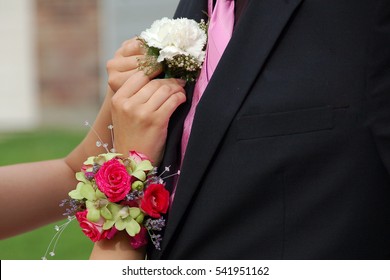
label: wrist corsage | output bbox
[137,17,208,82]
[42,121,178,260]
[43,149,175,259]
[69,151,169,249]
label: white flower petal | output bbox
[140,17,207,64]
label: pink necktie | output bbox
[180,0,235,162]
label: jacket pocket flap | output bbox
[237,106,334,140]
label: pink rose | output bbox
[105,227,118,240]
[129,226,148,249]
[129,151,150,163]
[121,200,140,208]
[140,184,170,218]
[75,210,108,242]
[95,158,131,202]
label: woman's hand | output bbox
[89,40,186,260]
[111,71,186,164]
[107,37,161,93]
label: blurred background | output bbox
[0,0,180,260]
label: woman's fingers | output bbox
[107,69,138,92]
[110,76,186,163]
[107,37,146,92]
[113,71,151,100]
[118,38,145,57]
[107,55,143,72]
[115,77,186,111]
[156,91,186,121]
[143,79,186,111]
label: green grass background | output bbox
[0,129,94,260]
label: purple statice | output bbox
[85,172,95,181]
[144,217,166,231]
[145,165,181,186]
[145,217,166,250]
[150,234,163,250]
[59,198,85,216]
[92,163,101,173]
[125,190,144,201]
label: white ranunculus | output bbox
[140,17,207,64]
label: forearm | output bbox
[65,88,114,171]
[0,89,114,239]
[0,159,77,239]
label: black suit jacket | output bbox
[148,0,390,259]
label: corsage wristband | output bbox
[43,121,177,260]
[69,151,169,250]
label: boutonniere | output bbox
[137,17,208,82]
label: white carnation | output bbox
[140,17,207,64]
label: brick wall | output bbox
[36,0,100,123]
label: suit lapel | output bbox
[159,0,304,257]
[173,0,208,20]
